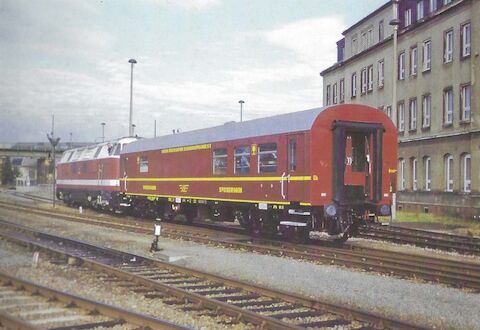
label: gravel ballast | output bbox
[0,198,479,329]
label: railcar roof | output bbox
[123,107,326,154]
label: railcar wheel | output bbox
[234,209,252,230]
[333,233,349,243]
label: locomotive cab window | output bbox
[258,143,277,173]
[139,156,148,173]
[213,148,227,175]
[234,146,251,174]
[94,146,102,158]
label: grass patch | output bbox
[385,211,480,237]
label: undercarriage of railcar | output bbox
[125,194,386,242]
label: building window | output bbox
[462,153,471,192]
[399,159,406,191]
[461,22,471,58]
[444,88,453,125]
[326,85,331,106]
[386,106,392,119]
[444,0,452,5]
[405,8,412,27]
[410,46,418,76]
[424,156,431,191]
[430,0,437,12]
[398,51,405,80]
[367,65,374,91]
[378,20,384,41]
[422,94,432,128]
[288,139,297,171]
[409,98,417,131]
[139,156,148,173]
[398,102,405,132]
[361,68,367,94]
[258,143,277,173]
[460,84,471,122]
[422,40,431,71]
[234,146,251,174]
[444,29,453,63]
[445,154,453,192]
[213,148,227,175]
[351,72,357,98]
[339,79,345,103]
[378,60,384,88]
[332,83,338,104]
[352,37,358,55]
[411,158,418,191]
[361,31,367,51]
[417,0,424,20]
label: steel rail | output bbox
[1,200,479,291]
[0,271,188,330]
[358,224,480,255]
[0,220,427,330]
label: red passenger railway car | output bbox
[56,137,137,211]
[120,104,397,241]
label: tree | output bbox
[1,157,18,185]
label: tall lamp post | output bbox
[238,100,245,122]
[390,0,400,222]
[101,122,106,142]
[128,58,137,137]
[47,115,60,208]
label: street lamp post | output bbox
[132,124,136,136]
[101,122,106,142]
[238,100,245,122]
[390,0,400,222]
[128,58,137,137]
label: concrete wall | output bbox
[321,0,479,218]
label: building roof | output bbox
[342,1,391,35]
[321,0,467,77]
[123,107,328,154]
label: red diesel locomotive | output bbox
[56,137,137,211]
[119,104,397,241]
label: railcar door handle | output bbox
[281,172,286,199]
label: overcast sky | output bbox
[0,0,386,143]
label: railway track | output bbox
[1,200,479,292]
[0,271,186,330]
[359,223,480,255]
[0,220,423,330]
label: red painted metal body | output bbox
[120,104,397,210]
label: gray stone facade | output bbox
[321,0,480,218]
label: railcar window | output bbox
[288,139,297,171]
[351,133,368,172]
[94,146,102,158]
[213,149,227,175]
[234,146,251,174]
[258,143,277,173]
[139,156,148,173]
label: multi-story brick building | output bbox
[320,0,479,218]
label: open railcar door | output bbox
[332,121,383,229]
